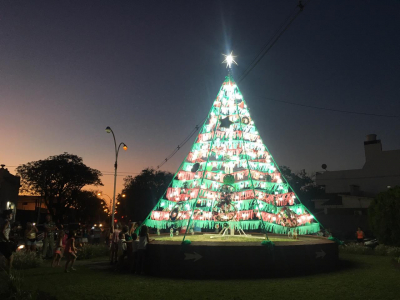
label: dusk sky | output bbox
[1,0,399,198]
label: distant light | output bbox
[123,144,128,151]
[105,126,112,133]
[122,194,126,198]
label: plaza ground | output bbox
[4,253,400,300]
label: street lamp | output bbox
[105,126,127,230]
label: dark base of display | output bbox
[144,234,339,278]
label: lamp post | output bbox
[105,126,127,230]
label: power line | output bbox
[102,174,137,177]
[238,1,309,84]
[156,121,204,169]
[154,1,310,169]
[262,97,400,118]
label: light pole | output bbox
[105,126,127,230]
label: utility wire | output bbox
[240,6,299,75]
[155,1,310,169]
[238,1,309,84]
[156,120,205,169]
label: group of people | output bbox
[22,214,58,257]
[0,211,79,273]
[110,222,153,274]
[0,208,153,274]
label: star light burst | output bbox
[222,51,238,68]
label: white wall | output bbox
[317,139,400,195]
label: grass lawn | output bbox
[5,253,400,300]
[154,234,297,242]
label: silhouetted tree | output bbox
[16,153,102,223]
[69,190,108,224]
[369,186,400,246]
[120,168,173,222]
[279,166,324,210]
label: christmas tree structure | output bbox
[143,54,321,239]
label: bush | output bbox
[0,270,56,300]
[12,251,43,269]
[374,244,389,256]
[340,243,400,257]
[339,243,374,255]
[77,244,109,260]
[369,186,400,246]
[386,246,400,257]
[0,270,32,300]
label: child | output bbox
[52,230,65,267]
[64,231,77,273]
[130,233,138,272]
[110,223,121,264]
[122,225,133,254]
[117,232,127,269]
[136,225,153,275]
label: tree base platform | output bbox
[144,233,339,278]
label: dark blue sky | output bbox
[1,0,399,195]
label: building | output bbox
[17,195,47,212]
[17,195,48,225]
[0,165,21,220]
[313,134,400,238]
[317,134,400,196]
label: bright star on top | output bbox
[222,51,238,68]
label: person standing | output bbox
[64,231,77,273]
[25,222,38,252]
[131,233,139,272]
[136,225,153,275]
[93,226,102,244]
[42,215,58,259]
[117,232,127,269]
[110,223,121,264]
[0,210,16,272]
[52,230,65,267]
[356,227,365,244]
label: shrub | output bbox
[77,244,109,260]
[374,244,389,256]
[0,270,31,300]
[12,251,43,269]
[339,243,374,255]
[340,243,400,257]
[369,186,400,246]
[0,271,57,300]
[386,246,400,257]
